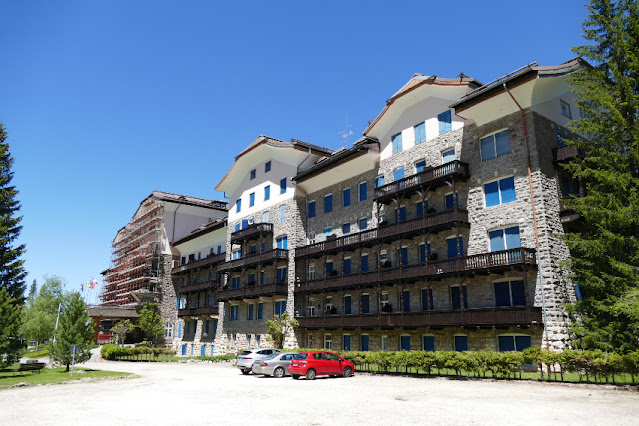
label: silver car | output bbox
[236,348,281,374]
[251,352,296,377]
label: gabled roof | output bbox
[150,190,227,211]
[172,217,227,247]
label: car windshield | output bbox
[264,354,278,360]
[239,351,252,356]
[294,354,308,360]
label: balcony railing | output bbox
[216,281,288,301]
[296,210,469,259]
[218,249,288,273]
[297,306,542,328]
[374,160,470,202]
[178,306,219,317]
[178,279,217,294]
[230,222,273,244]
[553,145,584,162]
[172,253,226,274]
[295,248,536,293]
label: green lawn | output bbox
[0,365,132,387]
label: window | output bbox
[307,335,313,348]
[260,270,264,285]
[326,260,333,274]
[555,130,566,147]
[414,122,426,144]
[262,211,269,223]
[236,199,242,213]
[361,334,370,351]
[416,200,428,217]
[415,159,426,173]
[489,226,521,252]
[560,100,572,118]
[361,293,370,314]
[308,264,316,280]
[380,249,388,266]
[264,185,270,201]
[423,335,435,352]
[248,303,254,320]
[445,192,458,209]
[276,235,288,249]
[480,129,511,161]
[392,132,403,153]
[308,298,315,316]
[324,334,332,350]
[230,305,239,321]
[422,288,433,310]
[278,205,286,222]
[164,323,173,338]
[393,167,404,182]
[375,175,385,188]
[438,110,452,134]
[442,148,455,164]
[178,322,182,338]
[381,335,388,351]
[276,266,287,282]
[217,245,222,254]
[380,291,389,308]
[395,206,406,222]
[257,302,263,320]
[308,200,316,218]
[447,236,464,258]
[325,296,333,311]
[324,194,332,213]
[343,257,351,275]
[324,227,332,238]
[249,192,255,207]
[454,335,468,352]
[402,290,410,312]
[419,242,431,263]
[360,254,369,272]
[234,223,240,232]
[275,300,286,318]
[186,321,190,334]
[451,285,468,310]
[398,246,408,266]
[358,217,367,231]
[342,223,351,235]
[343,188,350,207]
[231,276,241,289]
[484,176,516,207]
[280,177,287,194]
[181,256,185,265]
[498,335,531,352]
[344,295,352,314]
[265,161,271,173]
[359,182,367,201]
[198,252,201,260]
[400,335,411,351]
[494,280,526,307]
[250,169,256,180]
[232,249,241,260]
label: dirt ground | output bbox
[1,358,638,425]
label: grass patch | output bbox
[24,346,51,358]
[0,365,132,387]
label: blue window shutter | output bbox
[260,242,265,252]
[447,238,462,258]
[414,122,426,143]
[375,176,384,187]
[400,247,408,265]
[511,280,526,306]
[403,290,410,311]
[451,286,461,310]
[399,207,406,221]
[439,110,452,134]
[343,335,351,350]
[324,227,332,237]
[181,344,186,355]
[359,182,367,201]
[280,178,287,194]
[308,201,315,218]
[326,262,333,273]
[400,335,410,351]
[458,237,464,256]
[343,258,351,274]
[484,181,500,207]
[555,131,566,147]
[324,194,332,213]
[343,188,350,207]
[361,335,369,351]
[419,244,426,263]
[249,193,255,207]
[442,149,455,163]
[454,335,468,351]
[445,194,455,209]
[505,226,521,249]
[393,167,404,181]
[498,336,515,352]
[258,303,263,320]
[264,185,270,200]
[235,223,240,232]
[495,130,511,156]
[416,202,423,217]
[361,294,369,313]
[392,132,403,153]
[205,320,210,334]
[265,161,271,172]
[494,282,511,307]
[416,160,426,173]
[515,336,531,351]
[500,177,516,203]
[186,321,190,334]
[489,229,505,252]
[236,199,241,213]
[423,336,435,352]
[178,323,182,338]
[358,217,367,230]
[176,297,180,310]
[480,136,496,161]
[342,223,350,235]
[242,219,248,229]
[361,255,368,272]
[344,296,351,314]
[217,245,221,254]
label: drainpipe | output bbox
[502,83,550,350]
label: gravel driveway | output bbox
[1,359,638,425]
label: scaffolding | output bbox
[100,199,166,306]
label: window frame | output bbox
[560,99,572,119]
[308,200,316,218]
[250,169,256,180]
[442,148,455,164]
[343,188,351,207]
[414,121,426,144]
[265,161,271,173]
[480,128,511,162]
[483,176,516,207]
[264,185,270,201]
[392,132,403,154]
[324,193,333,213]
[359,181,367,201]
[249,192,255,207]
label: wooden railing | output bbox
[218,249,288,272]
[295,248,536,292]
[178,279,217,294]
[217,281,288,301]
[374,160,470,200]
[178,306,219,317]
[230,223,273,244]
[297,306,542,328]
[295,209,469,259]
[172,253,225,274]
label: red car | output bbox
[289,351,355,380]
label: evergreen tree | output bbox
[137,303,164,345]
[51,292,94,371]
[0,287,22,366]
[0,123,26,304]
[28,279,37,302]
[562,0,639,352]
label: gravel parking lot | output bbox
[1,359,638,425]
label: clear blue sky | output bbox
[0,0,589,297]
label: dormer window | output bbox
[250,169,256,180]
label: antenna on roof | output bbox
[338,114,353,145]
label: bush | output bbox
[100,344,175,361]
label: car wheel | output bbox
[241,369,250,375]
[306,369,317,380]
[291,374,300,380]
[274,367,285,378]
[342,367,353,378]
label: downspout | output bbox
[502,83,550,350]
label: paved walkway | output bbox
[1,359,638,425]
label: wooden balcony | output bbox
[172,253,225,274]
[553,145,584,163]
[178,306,219,317]
[178,279,217,294]
[217,281,288,301]
[230,222,273,245]
[295,248,537,293]
[374,160,470,204]
[297,306,542,329]
[296,209,469,259]
[218,249,288,273]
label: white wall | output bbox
[173,226,227,261]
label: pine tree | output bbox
[562,0,639,352]
[0,287,22,366]
[51,292,95,371]
[0,123,26,304]
[28,279,37,301]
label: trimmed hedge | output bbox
[101,344,175,361]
